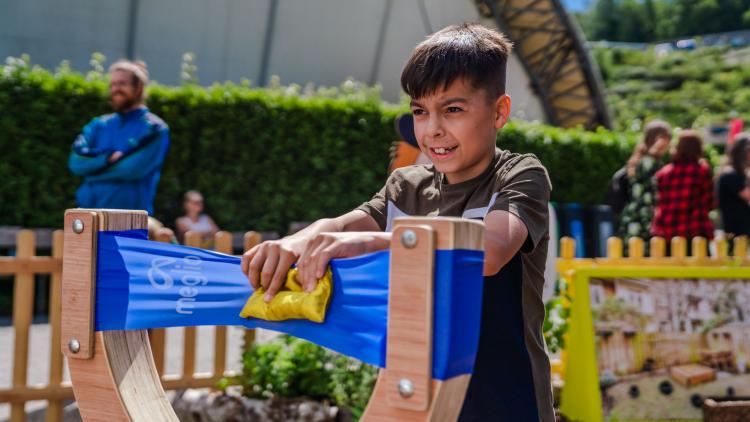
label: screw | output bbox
[401,230,417,248]
[72,219,84,234]
[398,378,414,398]
[68,338,81,354]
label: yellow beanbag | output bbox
[239,267,333,323]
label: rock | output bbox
[171,389,339,421]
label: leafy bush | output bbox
[239,336,377,419]
[1,56,643,233]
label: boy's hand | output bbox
[295,232,390,293]
[241,237,306,302]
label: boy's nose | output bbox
[427,118,445,138]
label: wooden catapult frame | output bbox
[62,209,484,421]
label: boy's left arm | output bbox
[483,210,529,276]
[484,164,551,276]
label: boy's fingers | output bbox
[247,247,267,290]
[313,246,335,289]
[264,257,289,303]
[240,245,259,277]
[296,239,317,288]
[266,252,296,302]
[304,237,333,291]
[259,249,280,290]
[297,237,319,290]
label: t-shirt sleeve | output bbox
[488,161,551,253]
[356,184,388,231]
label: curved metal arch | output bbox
[476,0,612,130]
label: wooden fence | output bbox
[0,228,261,422]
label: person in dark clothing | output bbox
[717,134,750,239]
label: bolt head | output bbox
[398,378,414,398]
[72,219,84,234]
[68,338,80,354]
[401,230,418,248]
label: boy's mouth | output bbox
[429,145,458,158]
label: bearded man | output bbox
[68,59,170,215]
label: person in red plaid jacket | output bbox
[651,130,714,252]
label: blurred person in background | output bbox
[616,120,672,247]
[68,60,170,215]
[651,130,714,254]
[175,190,219,246]
[388,113,430,173]
[717,134,750,240]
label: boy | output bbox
[241,23,554,421]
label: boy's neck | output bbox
[443,148,495,184]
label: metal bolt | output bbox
[401,230,417,248]
[68,338,81,354]
[398,378,414,398]
[72,219,84,234]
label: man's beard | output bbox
[111,94,138,112]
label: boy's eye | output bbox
[446,106,463,113]
[412,109,426,116]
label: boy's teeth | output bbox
[433,146,455,154]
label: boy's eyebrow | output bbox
[410,97,469,108]
[441,97,469,106]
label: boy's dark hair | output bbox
[401,23,512,100]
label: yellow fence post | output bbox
[628,237,644,259]
[692,236,707,260]
[735,236,748,260]
[607,236,623,259]
[650,236,666,258]
[671,236,687,258]
[716,237,728,260]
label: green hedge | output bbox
[0,58,636,233]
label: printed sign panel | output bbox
[590,277,750,420]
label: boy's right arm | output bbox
[240,210,384,302]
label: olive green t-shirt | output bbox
[357,147,554,421]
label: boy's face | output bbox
[410,78,511,184]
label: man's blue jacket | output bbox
[68,107,170,215]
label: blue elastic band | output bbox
[95,230,484,380]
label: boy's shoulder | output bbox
[385,164,438,192]
[492,148,551,190]
[385,149,551,191]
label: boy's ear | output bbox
[494,94,511,129]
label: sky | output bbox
[562,0,591,12]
